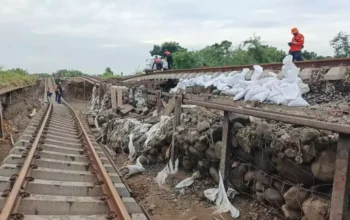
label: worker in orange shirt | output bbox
[288,27,304,61]
[152,56,163,70]
[162,49,173,70]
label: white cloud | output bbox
[0,0,349,74]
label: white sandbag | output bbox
[204,188,219,202]
[175,171,200,189]
[204,172,240,218]
[221,88,242,96]
[233,89,247,101]
[296,77,310,94]
[251,91,270,103]
[155,158,179,185]
[244,87,269,101]
[268,94,289,105]
[279,82,301,100]
[128,134,136,161]
[262,78,280,89]
[288,98,310,107]
[251,65,263,81]
[120,156,148,176]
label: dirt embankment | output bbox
[63,78,95,102]
[0,79,45,162]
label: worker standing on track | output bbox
[152,56,163,70]
[54,83,59,102]
[163,49,173,70]
[288,27,304,61]
[57,82,63,104]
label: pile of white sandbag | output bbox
[170,55,310,107]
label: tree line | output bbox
[149,31,350,69]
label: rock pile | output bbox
[229,113,334,220]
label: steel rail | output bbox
[51,76,131,219]
[0,80,52,219]
[62,99,131,220]
[183,99,350,134]
[123,57,350,82]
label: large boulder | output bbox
[283,186,310,210]
[302,196,330,220]
[264,188,285,207]
[277,158,315,187]
[301,128,320,143]
[229,163,248,192]
[254,149,277,173]
[197,121,210,132]
[301,144,316,164]
[282,204,302,220]
[311,150,336,182]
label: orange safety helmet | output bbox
[291,27,299,34]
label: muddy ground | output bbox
[0,80,45,163]
[115,153,283,220]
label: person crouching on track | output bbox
[54,84,59,102]
[288,27,304,61]
[57,82,63,104]
[47,88,52,97]
[163,49,173,70]
[152,56,163,70]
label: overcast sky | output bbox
[0,0,349,75]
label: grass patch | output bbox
[0,68,36,90]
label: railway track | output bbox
[0,78,147,219]
[123,57,350,82]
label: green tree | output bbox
[301,50,330,60]
[56,69,84,77]
[242,35,286,63]
[149,41,186,56]
[330,31,350,58]
[104,67,113,76]
[173,51,202,69]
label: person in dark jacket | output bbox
[288,27,304,61]
[57,82,63,104]
[163,49,173,70]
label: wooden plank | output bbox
[118,104,134,115]
[171,95,182,166]
[163,96,175,116]
[98,82,102,108]
[87,116,95,127]
[0,100,3,138]
[110,87,117,112]
[84,80,86,100]
[117,88,123,107]
[219,111,232,190]
[156,91,162,115]
[330,133,350,220]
